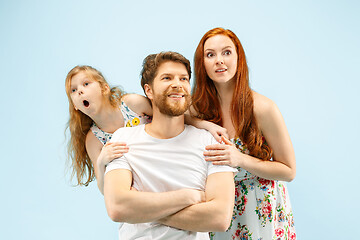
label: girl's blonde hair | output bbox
[65,65,123,186]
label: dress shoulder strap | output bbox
[90,123,113,145]
[120,101,151,127]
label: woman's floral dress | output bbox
[210,138,296,240]
[91,101,151,144]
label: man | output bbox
[104,52,236,239]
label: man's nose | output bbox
[171,78,182,88]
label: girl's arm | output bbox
[122,93,153,116]
[204,93,296,182]
[85,131,128,194]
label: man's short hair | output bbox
[140,51,192,92]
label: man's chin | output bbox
[154,94,190,117]
[159,108,187,117]
[158,103,189,117]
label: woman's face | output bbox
[203,34,238,85]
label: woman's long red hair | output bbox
[192,27,272,160]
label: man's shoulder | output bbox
[185,125,216,143]
[185,124,210,134]
[112,124,144,141]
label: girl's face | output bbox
[203,34,238,85]
[70,71,105,116]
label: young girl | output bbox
[65,65,227,194]
[192,28,296,239]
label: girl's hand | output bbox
[97,142,129,168]
[204,136,242,168]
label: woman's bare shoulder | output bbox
[252,91,280,125]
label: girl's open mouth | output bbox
[83,100,90,107]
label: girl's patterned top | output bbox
[210,138,296,240]
[90,101,151,145]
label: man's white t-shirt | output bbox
[105,124,237,240]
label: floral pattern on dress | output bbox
[91,101,151,145]
[210,138,296,240]
[233,224,253,240]
[255,194,273,226]
[235,179,248,216]
[91,126,113,145]
[121,101,151,129]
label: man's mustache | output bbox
[165,88,190,96]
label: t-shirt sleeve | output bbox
[104,156,131,175]
[207,162,238,176]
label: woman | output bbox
[192,28,296,239]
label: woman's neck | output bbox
[213,80,237,138]
[214,80,235,107]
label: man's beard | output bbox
[153,89,191,116]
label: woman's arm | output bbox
[204,93,296,182]
[85,131,128,194]
[253,93,296,181]
[184,112,228,142]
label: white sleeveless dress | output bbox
[210,138,296,240]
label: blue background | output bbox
[1,0,359,239]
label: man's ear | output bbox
[144,84,153,100]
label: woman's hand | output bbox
[97,141,129,168]
[204,136,243,168]
[208,124,229,143]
